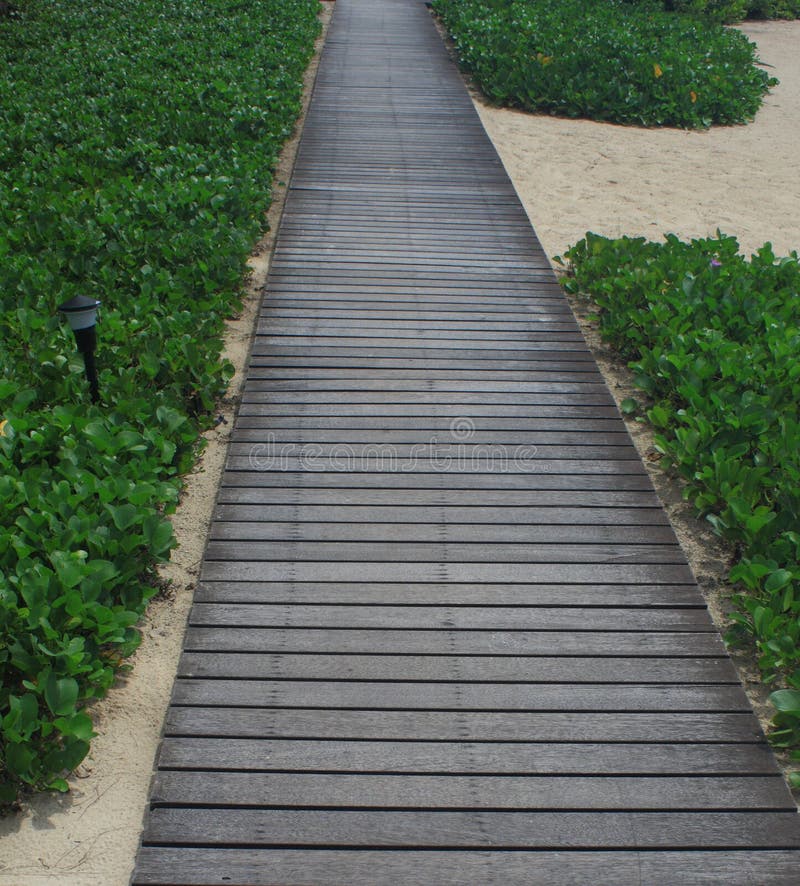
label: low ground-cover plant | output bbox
[559,232,800,770]
[661,0,800,24]
[432,0,777,127]
[0,0,320,806]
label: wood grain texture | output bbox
[134,848,800,886]
[133,848,800,886]
[181,627,727,656]
[176,652,738,683]
[142,809,800,849]
[149,771,792,810]
[132,0,800,880]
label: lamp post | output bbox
[58,295,101,404]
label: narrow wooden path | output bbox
[133,0,800,883]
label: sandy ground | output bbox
[1,14,798,886]
[475,21,800,261]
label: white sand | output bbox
[0,15,797,886]
[474,21,800,262]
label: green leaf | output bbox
[54,712,96,742]
[143,515,175,557]
[50,550,88,590]
[770,689,800,715]
[47,777,71,793]
[3,693,39,742]
[44,674,79,717]
[44,738,90,774]
[765,570,794,594]
[5,743,35,779]
[0,781,18,806]
[647,404,671,428]
[109,503,140,531]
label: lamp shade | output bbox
[58,295,101,331]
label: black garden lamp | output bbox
[58,295,101,404]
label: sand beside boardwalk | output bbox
[475,21,800,262]
[0,16,798,886]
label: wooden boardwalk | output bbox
[132,0,800,883]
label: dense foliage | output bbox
[560,233,800,771]
[0,0,320,805]
[661,0,800,24]
[433,0,777,127]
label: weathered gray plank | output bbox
[150,771,792,810]
[190,581,700,606]
[226,455,648,474]
[131,848,800,886]
[157,738,778,775]
[209,522,676,544]
[236,403,622,417]
[199,562,696,584]
[182,627,726,657]
[202,541,688,565]
[218,486,658,506]
[142,809,800,849]
[187,604,709,631]
[218,475,658,494]
[163,708,765,743]
[170,679,750,712]
[177,652,737,683]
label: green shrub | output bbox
[0,0,320,806]
[433,0,777,127]
[663,0,749,23]
[747,0,800,18]
[627,0,799,23]
[560,232,800,755]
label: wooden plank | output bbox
[245,379,609,398]
[260,305,577,318]
[131,848,800,886]
[215,488,661,505]
[209,511,673,533]
[156,738,778,775]
[230,439,640,455]
[229,456,649,474]
[208,523,677,543]
[187,604,710,631]
[201,541,688,565]
[164,708,765,743]
[198,562,696,584]
[261,287,568,302]
[241,378,604,391]
[149,771,792,810]
[233,415,629,429]
[182,628,725,657]
[191,581,699,606]
[177,653,737,683]
[247,356,598,370]
[170,679,750,712]
[216,475,657,493]
[252,338,591,354]
[236,403,620,417]
[226,456,648,474]
[142,809,800,848]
